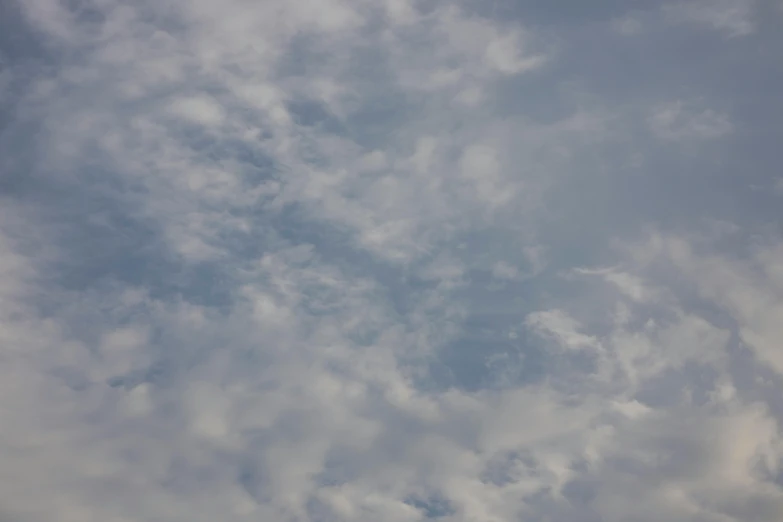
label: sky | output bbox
[1,0,783,520]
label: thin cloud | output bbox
[1,0,782,521]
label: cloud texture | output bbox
[1,0,782,520]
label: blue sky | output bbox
[1,0,783,520]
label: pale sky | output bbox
[1,0,783,521]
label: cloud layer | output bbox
[1,0,782,520]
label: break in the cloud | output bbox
[1,0,782,521]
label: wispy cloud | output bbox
[1,0,782,520]
[649,101,732,141]
[663,0,756,37]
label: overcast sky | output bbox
[1,0,783,520]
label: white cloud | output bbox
[664,0,756,37]
[491,260,519,280]
[1,0,782,521]
[390,5,547,101]
[526,309,601,352]
[168,96,226,127]
[649,101,732,141]
[459,144,514,209]
[612,15,644,36]
[645,234,783,376]
[484,33,546,75]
